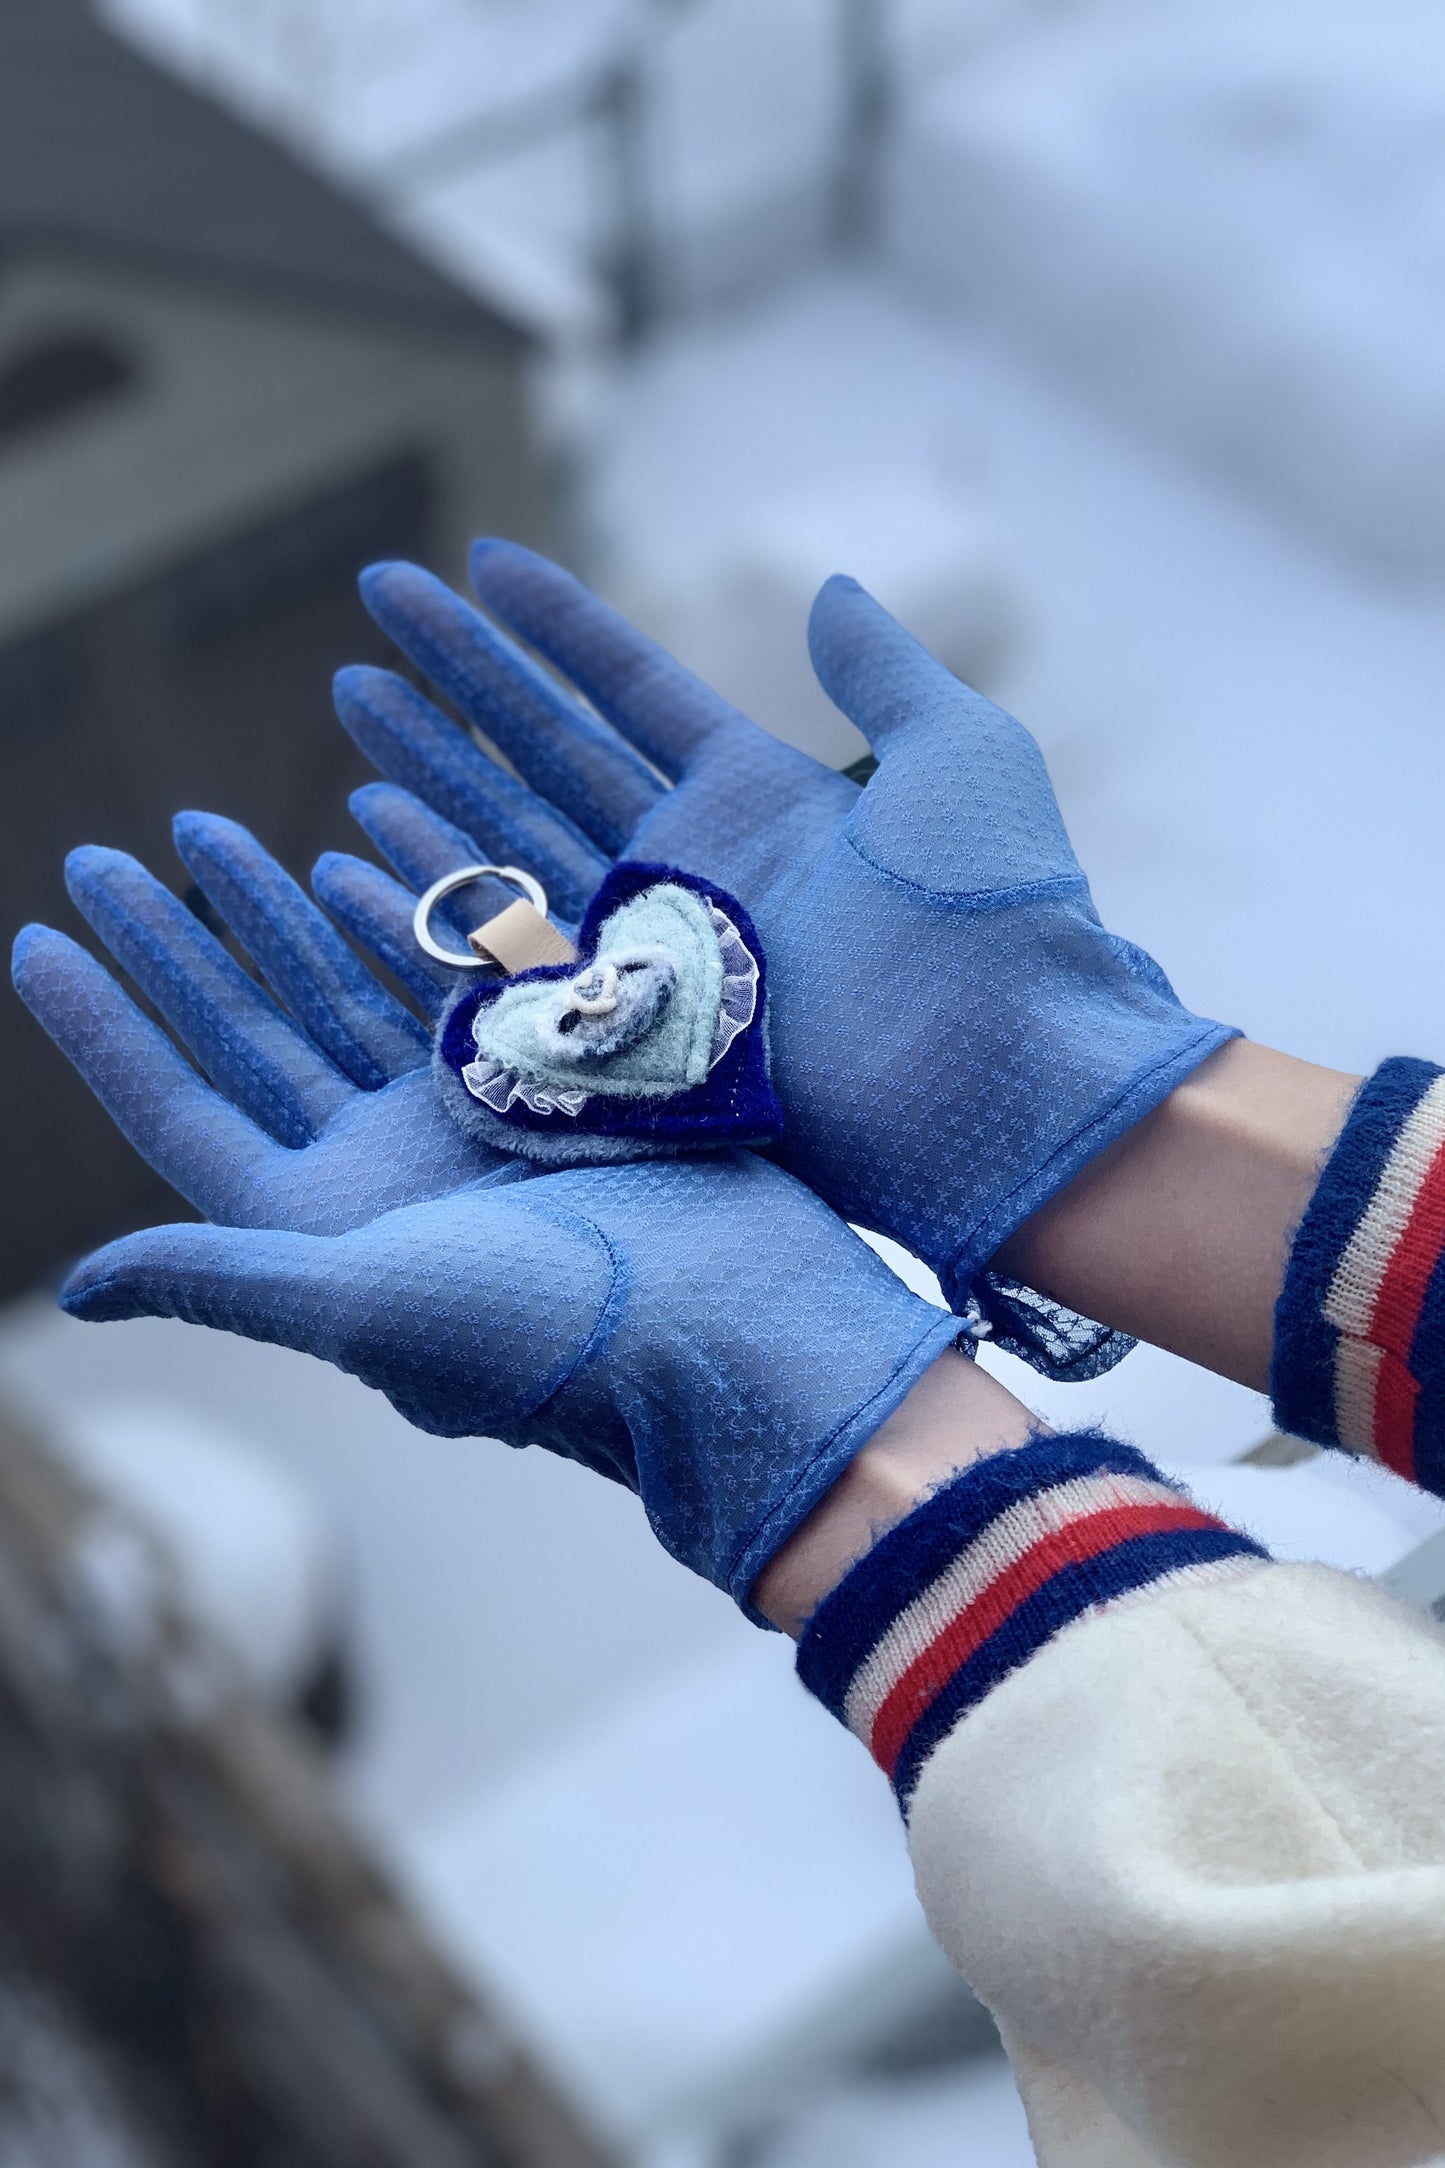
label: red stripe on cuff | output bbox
[1372,1349,1423,1483]
[869,1501,1224,1778]
[1360,1139,1445,1478]
[1369,1141,1445,1362]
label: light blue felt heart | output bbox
[473,882,725,1099]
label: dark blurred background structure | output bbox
[0,1392,607,2168]
[0,0,544,1299]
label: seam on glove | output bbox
[1273,1057,1445,1489]
[841,829,1090,912]
[796,1432,1268,1814]
[514,1195,631,1408]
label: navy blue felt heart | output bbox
[433,864,783,1164]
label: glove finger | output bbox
[469,538,738,781]
[334,665,607,922]
[311,851,455,1020]
[807,574,1021,751]
[358,560,662,855]
[349,782,580,954]
[173,811,427,1089]
[64,847,350,1146]
[12,925,275,1218]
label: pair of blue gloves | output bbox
[13,545,1232,1617]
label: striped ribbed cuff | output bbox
[1273,1057,1445,1490]
[796,1433,1267,1815]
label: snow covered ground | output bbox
[575,276,1014,767]
[895,0,1445,573]
[747,2058,1036,2168]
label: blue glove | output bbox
[334,544,1237,1343]
[12,817,959,1611]
[11,811,518,1235]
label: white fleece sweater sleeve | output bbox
[907,1557,1445,2168]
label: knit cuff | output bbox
[795,1432,1267,1815]
[1272,1058,1445,1490]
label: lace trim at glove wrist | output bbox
[795,1433,1266,1815]
[1273,1056,1445,1489]
[968,1273,1134,1383]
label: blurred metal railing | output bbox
[369,0,896,342]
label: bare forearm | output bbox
[760,1042,1364,1631]
[994,1040,1361,1391]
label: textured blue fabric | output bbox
[60,1154,960,1611]
[334,666,607,919]
[172,810,430,1090]
[350,567,659,856]
[346,780,567,942]
[1271,1059,1424,1451]
[349,547,1238,1317]
[311,848,458,1015]
[13,817,960,1610]
[435,861,784,1163]
[15,821,513,1236]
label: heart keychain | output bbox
[416,861,784,1164]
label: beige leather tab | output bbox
[468,898,578,974]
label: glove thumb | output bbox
[59,1189,621,1444]
[60,1220,351,1352]
[808,574,1006,750]
[808,574,1082,896]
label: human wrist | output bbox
[752,1348,1038,1637]
[992,1040,1361,1391]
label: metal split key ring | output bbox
[412,864,549,968]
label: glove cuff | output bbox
[1272,1056,1445,1491]
[795,1432,1266,1815]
